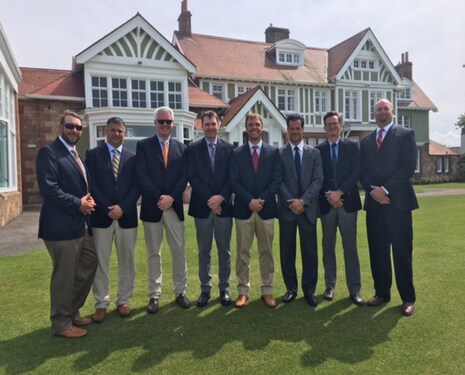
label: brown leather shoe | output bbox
[117,304,131,317]
[402,302,415,316]
[55,326,87,338]
[262,294,277,308]
[235,294,248,308]
[366,295,389,307]
[93,308,107,323]
[72,314,92,327]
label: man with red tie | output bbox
[360,98,418,316]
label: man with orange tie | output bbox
[136,107,191,314]
[36,110,98,338]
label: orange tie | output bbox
[162,140,168,168]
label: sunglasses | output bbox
[63,123,83,131]
[156,119,173,125]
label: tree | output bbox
[455,113,465,129]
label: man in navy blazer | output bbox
[136,106,191,313]
[360,98,418,317]
[278,114,323,307]
[188,111,234,307]
[85,117,140,323]
[230,112,282,308]
[36,110,98,338]
[316,111,364,306]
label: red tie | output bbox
[252,145,259,172]
[376,128,384,152]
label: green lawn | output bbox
[1,193,465,374]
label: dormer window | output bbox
[268,39,306,67]
[398,87,412,100]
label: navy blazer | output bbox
[187,138,234,218]
[360,125,419,212]
[278,143,323,224]
[316,138,362,215]
[230,142,282,220]
[136,135,188,222]
[85,144,140,229]
[36,137,89,241]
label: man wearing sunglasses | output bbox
[36,110,98,338]
[136,106,191,313]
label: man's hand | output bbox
[157,195,174,211]
[287,198,305,215]
[208,195,224,215]
[249,198,265,213]
[325,190,344,209]
[80,193,96,215]
[370,185,391,205]
[108,205,123,220]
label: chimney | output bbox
[265,24,290,43]
[396,51,413,81]
[178,0,192,38]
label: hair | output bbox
[245,112,263,127]
[60,110,82,125]
[286,113,305,128]
[154,106,174,121]
[106,116,125,127]
[323,111,343,126]
[201,110,220,124]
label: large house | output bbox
[0,23,21,226]
[15,1,456,206]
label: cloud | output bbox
[430,131,461,148]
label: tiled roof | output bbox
[429,139,459,156]
[397,81,438,112]
[327,28,370,79]
[188,83,228,108]
[19,67,84,98]
[175,32,327,84]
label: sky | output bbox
[1,0,464,146]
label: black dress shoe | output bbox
[367,295,390,307]
[196,292,210,308]
[176,293,192,309]
[324,288,334,301]
[350,292,365,306]
[304,294,318,307]
[147,298,159,314]
[220,290,232,306]
[282,290,297,303]
[401,302,415,316]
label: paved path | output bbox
[1,188,464,257]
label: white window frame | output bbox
[168,81,183,109]
[436,158,443,173]
[237,85,252,96]
[91,76,108,108]
[398,88,412,101]
[415,150,420,173]
[444,157,449,173]
[0,78,17,192]
[131,79,147,108]
[314,90,329,114]
[276,49,303,67]
[398,115,411,128]
[344,90,360,121]
[277,88,297,112]
[111,77,128,107]
[211,83,225,101]
[150,80,165,108]
[369,91,385,121]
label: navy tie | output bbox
[331,143,338,189]
[294,146,302,195]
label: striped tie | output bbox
[71,148,88,187]
[376,128,384,152]
[112,149,120,179]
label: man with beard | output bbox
[36,110,98,338]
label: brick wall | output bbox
[19,99,85,204]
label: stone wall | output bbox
[0,191,22,227]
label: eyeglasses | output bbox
[63,123,83,131]
[156,119,173,125]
